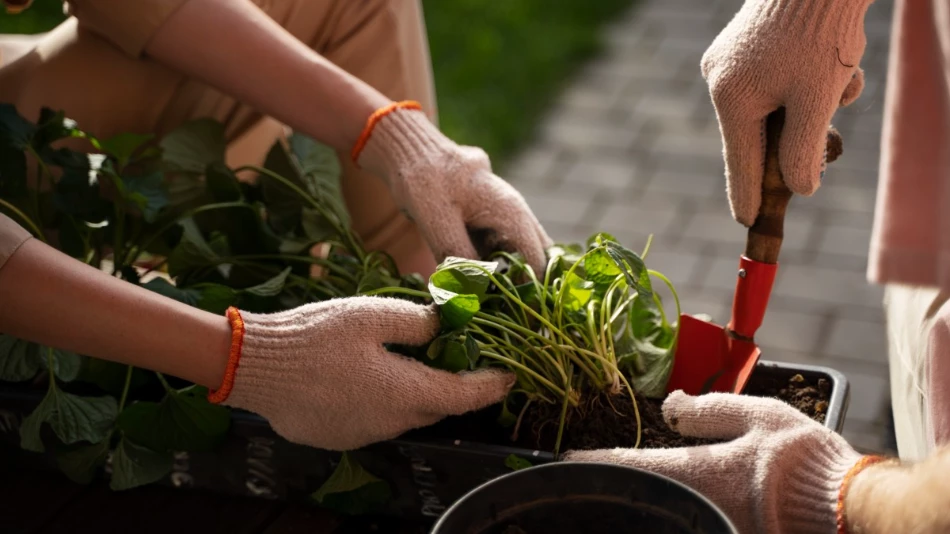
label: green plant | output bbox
[0,105,421,490]
[371,235,680,457]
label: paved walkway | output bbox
[504,0,897,453]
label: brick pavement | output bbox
[503,0,897,453]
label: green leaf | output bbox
[301,207,337,243]
[167,219,232,278]
[77,359,150,397]
[587,232,619,249]
[514,281,539,307]
[561,271,593,313]
[585,248,622,295]
[429,287,480,329]
[429,257,498,301]
[56,440,109,485]
[53,162,108,221]
[504,454,532,471]
[0,103,35,148]
[497,397,518,427]
[142,278,200,306]
[289,134,350,228]
[116,385,231,452]
[626,297,676,398]
[0,334,40,382]
[0,142,27,197]
[109,436,173,491]
[160,119,226,174]
[95,132,154,168]
[195,284,239,314]
[312,452,392,516]
[205,161,242,202]
[20,387,117,452]
[34,108,83,149]
[425,331,479,372]
[124,171,169,223]
[242,267,291,297]
[37,346,82,382]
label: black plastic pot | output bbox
[431,462,738,534]
[0,359,849,522]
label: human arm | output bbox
[0,213,513,449]
[65,0,552,272]
[563,391,950,534]
[0,213,232,389]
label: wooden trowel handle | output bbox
[744,109,792,264]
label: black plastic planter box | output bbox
[0,359,849,522]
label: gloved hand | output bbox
[208,296,514,450]
[702,0,873,226]
[563,391,886,534]
[354,102,552,275]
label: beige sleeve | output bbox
[65,0,191,58]
[0,212,32,273]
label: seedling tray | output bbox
[0,359,849,521]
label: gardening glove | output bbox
[563,391,883,534]
[702,0,872,226]
[354,102,552,275]
[208,296,514,451]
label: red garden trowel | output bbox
[665,108,843,395]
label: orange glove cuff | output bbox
[350,100,423,165]
[207,307,246,404]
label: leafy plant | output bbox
[0,105,419,490]
[371,235,680,456]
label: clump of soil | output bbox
[413,373,832,452]
[518,372,832,452]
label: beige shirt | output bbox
[64,0,190,58]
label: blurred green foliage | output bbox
[0,0,637,166]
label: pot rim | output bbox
[430,460,739,534]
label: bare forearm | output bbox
[144,0,390,152]
[846,446,950,533]
[0,239,231,389]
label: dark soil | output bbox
[414,372,832,452]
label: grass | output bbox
[422,0,636,166]
[1,0,638,166]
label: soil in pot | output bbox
[417,373,831,451]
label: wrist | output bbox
[207,307,245,403]
[352,102,458,178]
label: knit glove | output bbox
[702,0,873,226]
[354,102,552,275]
[209,296,514,451]
[563,391,883,534]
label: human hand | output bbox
[355,103,552,275]
[563,391,876,534]
[702,0,873,225]
[211,296,514,450]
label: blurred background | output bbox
[1,0,897,454]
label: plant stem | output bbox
[136,201,253,259]
[117,365,134,412]
[46,348,57,391]
[479,351,572,402]
[552,366,575,459]
[0,198,46,241]
[155,372,174,394]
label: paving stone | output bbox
[773,264,885,309]
[643,169,722,200]
[676,290,732,324]
[640,248,704,289]
[522,190,594,228]
[804,182,879,214]
[503,144,561,184]
[818,224,874,259]
[756,309,826,353]
[563,155,641,190]
[843,420,896,455]
[540,109,639,152]
[825,317,889,366]
[827,359,891,425]
[597,200,681,243]
[681,210,815,254]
